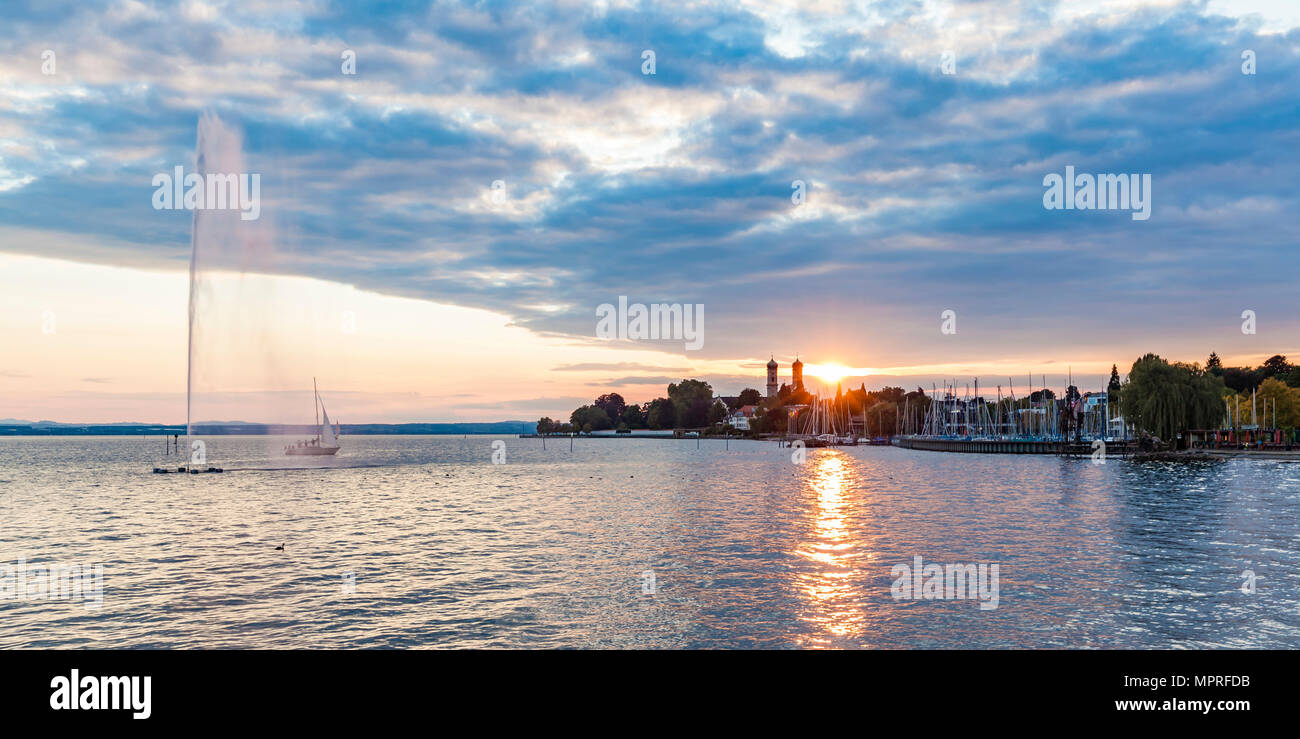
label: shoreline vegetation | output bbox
[543,352,1300,453]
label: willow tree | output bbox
[1121,354,1225,443]
[1249,378,1300,428]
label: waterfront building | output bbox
[731,404,759,431]
[1109,415,1127,438]
[766,357,778,399]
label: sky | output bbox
[1,0,1298,424]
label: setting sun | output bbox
[803,363,872,384]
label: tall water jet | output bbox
[185,132,202,444]
[184,112,280,460]
[182,112,352,464]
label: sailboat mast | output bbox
[314,376,320,429]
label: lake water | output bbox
[0,435,1297,648]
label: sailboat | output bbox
[284,378,341,456]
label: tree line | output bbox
[536,352,1300,442]
[1120,352,1300,444]
[539,380,763,435]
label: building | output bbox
[1083,391,1108,411]
[792,357,804,389]
[1108,415,1127,439]
[730,404,759,431]
[766,357,778,398]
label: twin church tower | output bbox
[765,356,803,398]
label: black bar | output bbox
[1,649,1285,727]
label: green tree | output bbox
[1107,364,1122,407]
[1206,352,1223,374]
[570,405,612,431]
[536,417,554,435]
[708,399,728,426]
[763,407,787,433]
[667,379,714,428]
[594,393,627,426]
[1121,353,1226,445]
[621,404,645,429]
[1260,355,1292,382]
[736,388,763,407]
[1222,366,1260,393]
[1256,378,1300,428]
[646,397,676,429]
[871,386,906,405]
[866,401,897,437]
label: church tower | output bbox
[792,356,804,390]
[766,357,778,398]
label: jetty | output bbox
[892,435,1133,456]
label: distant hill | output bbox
[0,419,155,427]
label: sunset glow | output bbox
[804,364,874,385]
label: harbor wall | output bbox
[891,436,1114,455]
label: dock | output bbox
[892,435,1133,456]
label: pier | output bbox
[892,435,1133,456]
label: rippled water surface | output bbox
[1,435,1297,648]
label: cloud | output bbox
[0,0,1297,369]
[551,362,693,373]
[595,375,682,386]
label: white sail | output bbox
[320,401,339,447]
[285,380,342,455]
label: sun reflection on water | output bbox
[795,451,869,646]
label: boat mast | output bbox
[314,376,320,431]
